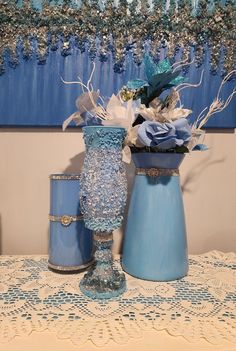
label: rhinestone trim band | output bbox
[49,175,81,180]
[49,214,83,226]
[136,168,179,177]
[48,260,93,272]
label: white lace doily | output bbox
[0,251,235,347]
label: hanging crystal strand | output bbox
[0,55,5,75]
[222,0,236,73]
[140,0,151,13]
[8,45,19,69]
[222,40,235,74]
[149,37,159,62]
[128,0,138,17]
[113,34,126,73]
[50,33,59,52]
[127,0,138,38]
[98,0,111,61]
[22,37,33,60]
[150,0,164,61]
[87,35,97,61]
[209,42,221,73]
[37,31,49,65]
[167,33,176,59]
[61,36,72,57]
[99,35,109,62]
[133,39,144,66]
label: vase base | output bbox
[122,263,188,282]
[48,259,93,273]
[79,266,126,299]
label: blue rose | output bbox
[137,118,191,149]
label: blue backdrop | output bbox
[0,47,235,128]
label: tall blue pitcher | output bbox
[122,153,188,281]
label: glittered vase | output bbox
[79,126,127,299]
[122,152,188,281]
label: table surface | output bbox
[0,251,236,351]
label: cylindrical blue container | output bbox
[122,153,188,281]
[49,174,93,272]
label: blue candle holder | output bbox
[49,174,93,272]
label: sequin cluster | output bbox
[80,127,127,232]
[0,0,235,75]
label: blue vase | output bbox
[49,174,93,272]
[79,126,127,299]
[122,153,188,281]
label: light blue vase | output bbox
[79,126,127,299]
[49,174,93,272]
[122,153,188,281]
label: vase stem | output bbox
[80,231,126,299]
[93,231,114,277]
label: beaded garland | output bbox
[0,0,235,75]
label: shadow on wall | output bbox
[182,153,225,194]
[63,152,85,174]
[203,229,236,253]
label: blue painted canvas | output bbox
[0,48,235,128]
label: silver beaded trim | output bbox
[136,168,179,177]
[49,214,83,226]
[49,174,81,180]
[48,260,93,272]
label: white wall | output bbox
[0,129,235,255]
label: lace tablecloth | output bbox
[0,251,235,347]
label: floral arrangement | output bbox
[63,55,236,161]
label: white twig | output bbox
[87,62,96,91]
[195,70,236,130]
[172,58,195,72]
[61,77,84,85]
[77,76,85,92]
[192,106,208,129]
[177,70,204,93]
[216,70,236,100]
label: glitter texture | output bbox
[0,0,235,75]
[80,126,127,231]
[79,126,127,299]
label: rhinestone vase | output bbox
[79,126,127,299]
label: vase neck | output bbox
[132,152,185,169]
[83,126,126,150]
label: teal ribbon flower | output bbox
[126,55,185,106]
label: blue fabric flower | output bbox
[137,118,191,149]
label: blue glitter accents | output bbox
[0,0,235,74]
[83,126,127,150]
[79,126,127,299]
[80,126,127,232]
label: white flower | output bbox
[62,90,100,130]
[102,94,138,129]
[138,95,192,123]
